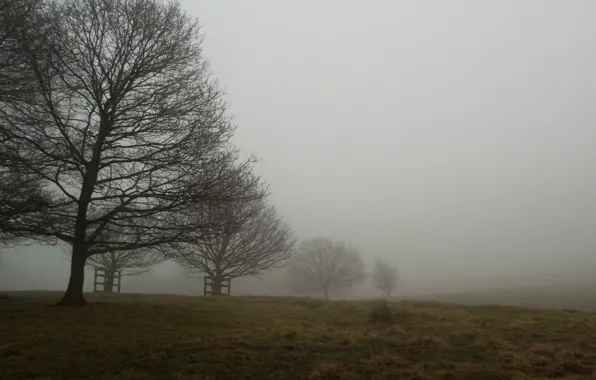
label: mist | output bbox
[2,0,595,303]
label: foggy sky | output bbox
[2,1,596,296]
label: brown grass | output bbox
[1,291,596,379]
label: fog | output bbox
[2,1,595,300]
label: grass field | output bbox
[1,292,596,379]
[421,286,596,313]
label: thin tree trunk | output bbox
[58,243,88,306]
[211,238,228,296]
[323,286,329,301]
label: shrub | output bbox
[369,301,394,325]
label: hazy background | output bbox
[2,1,595,303]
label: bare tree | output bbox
[286,237,366,300]
[87,250,164,292]
[371,258,398,298]
[173,199,295,295]
[58,226,166,292]
[0,0,264,305]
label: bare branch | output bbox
[0,0,57,244]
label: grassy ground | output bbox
[1,292,596,379]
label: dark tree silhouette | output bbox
[0,0,52,244]
[0,0,263,305]
[65,226,165,292]
[87,249,164,292]
[371,258,398,298]
[286,237,366,300]
[173,199,295,295]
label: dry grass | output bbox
[1,292,596,379]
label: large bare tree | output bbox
[371,258,398,298]
[173,199,295,295]
[0,0,263,305]
[286,237,366,300]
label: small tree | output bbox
[74,226,165,292]
[371,258,398,298]
[173,199,295,295]
[286,237,366,300]
[87,249,164,292]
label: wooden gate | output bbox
[93,268,122,293]
[203,276,231,296]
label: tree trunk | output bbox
[57,114,109,306]
[211,276,222,295]
[104,270,115,293]
[58,243,88,306]
[323,286,329,301]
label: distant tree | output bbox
[0,0,264,306]
[87,250,164,293]
[75,227,165,292]
[286,237,366,300]
[371,258,398,298]
[173,199,295,295]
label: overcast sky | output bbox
[2,1,595,294]
[186,1,596,276]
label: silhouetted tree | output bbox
[0,0,264,305]
[286,237,366,300]
[371,258,398,298]
[0,0,52,244]
[87,250,164,293]
[69,226,165,292]
[173,199,295,295]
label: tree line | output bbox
[286,237,398,300]
[88,234,398,300]
[0,0,398,304]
